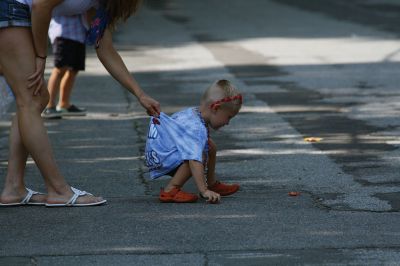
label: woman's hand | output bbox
[28,57,46,95]
[29,0,63,95]
[139,94,161,116]
[201,189,221,204]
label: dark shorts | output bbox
[0,0,31,28]
[53,37,86,71]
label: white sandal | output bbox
[0,187,46,206]
[45,187,107,207]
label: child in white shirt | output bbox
[145,79,242,203]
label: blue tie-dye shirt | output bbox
[145,108,208,179]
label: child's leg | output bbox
[206,138,217,186]
[47,67,66,108]
[160,162,198,203]
[58,69,78,109]
[164,162,191,192]
[206,138,240,196]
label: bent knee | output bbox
[15,88,49,112]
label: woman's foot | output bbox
[46,186,106,207]
[159,187,198,203]
[0,187,47,206]
[208,181,240,196]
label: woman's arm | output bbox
[31,0,63,58]
[189,160,220,203]
[29,0,63,94]
[96,28,160,116]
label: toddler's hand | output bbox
[201,190,220,204]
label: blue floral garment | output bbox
[145,108,208,179]
[86,6,108,48]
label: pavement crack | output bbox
[124,89,152,195]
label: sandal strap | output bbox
[21,187,42,204]
[67,187,93,205]
[21,188,34,204]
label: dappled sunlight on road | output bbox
[239,37,400,66]
[308,230,344,236]
[156,214,257,220]
[106,246,162,252]
[240,106,274,113]
[65,156,141,163]
[218,148,349,156]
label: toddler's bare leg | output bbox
[164,162,191,192]
[205,139,240,196]
[206,139,217,186]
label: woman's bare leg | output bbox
[0,115,47,203]
[0,27,103,204]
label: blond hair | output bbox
[201,80,242,111]
[105,0,143,30]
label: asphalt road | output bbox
[1,0,400,265]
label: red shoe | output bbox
[208,181,239,196]
[159,187,198,203]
